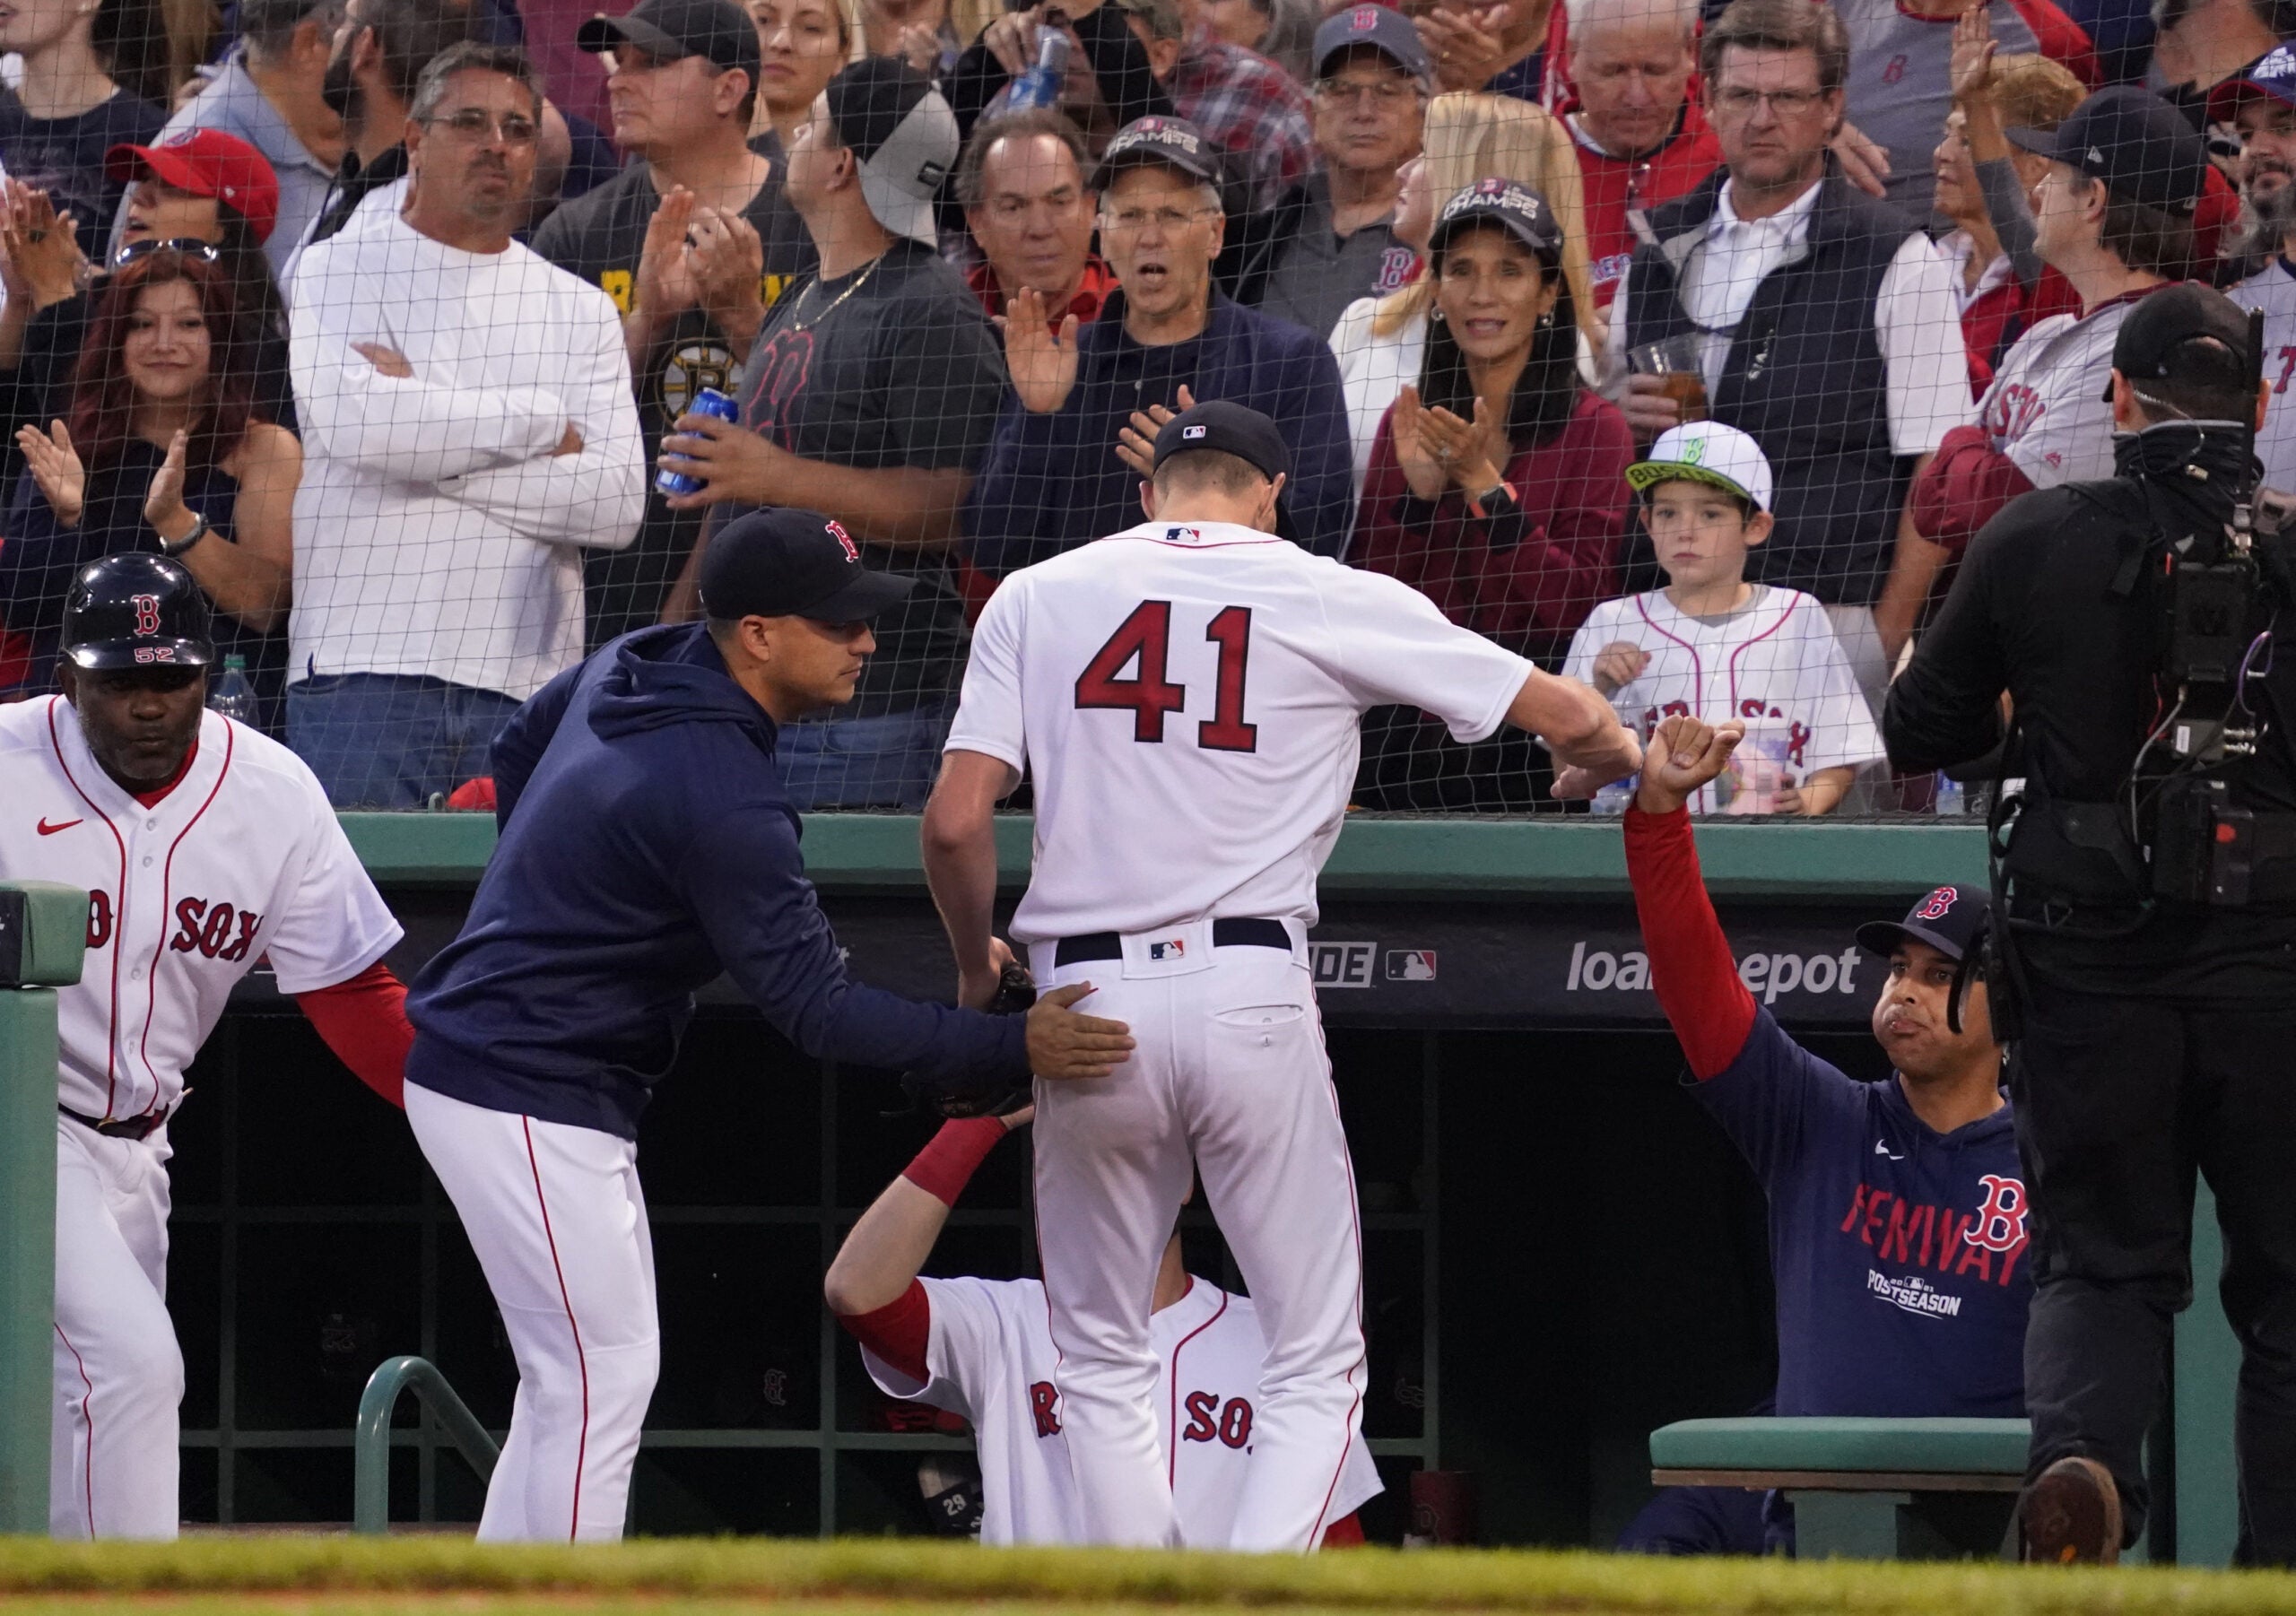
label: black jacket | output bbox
[404,624,1029,1138]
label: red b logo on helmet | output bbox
[130,594,161,636]
[1914,886,1958,921]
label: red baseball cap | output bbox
[105,129,281,245]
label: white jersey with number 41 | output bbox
[946,520,1535,944]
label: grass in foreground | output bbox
[3,1535,2296,1615]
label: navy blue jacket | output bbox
[961,291,1354,576]
[1697,1012,2031,1420]
[404,624,1026,1138]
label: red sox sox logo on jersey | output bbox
[1735,699,1813,769]
[1982,380,2045,444]
[168,897,264,962]
[1027,1380,1254,1446]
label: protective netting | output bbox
[0,0,2273,815]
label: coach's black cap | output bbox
[1152,400,1291,481]
[2005,87,2206,213]
[1091,116,1223,191]
[578,0,761,81]
[699,508,913,623]
[2107,282,2257,404]
[1428,177,1563,265]
[61,552,213,671]
[1856,884,1992,963]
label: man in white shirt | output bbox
[286,41,645,806]
[2220,47,2296,494]
[1607,0,1965,714]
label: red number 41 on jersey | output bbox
[1074,601,1257,753]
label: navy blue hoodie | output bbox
[404,623,1026,1138]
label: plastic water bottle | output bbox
[656,387,740,497]
[206,655,257,725]
[1005,26,1071,111]
[1935,773,1965,817]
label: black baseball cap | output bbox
[699,508,914,623]
[822,57,960,246]
[1152,400,1291,481]
[1313,4,1431,86]
[1091,116,1223,191]
[578,0,761,83]
[1856,884,1992,963]
[2005,86,2207,213]
[2108,281,2257,405]
[1428,177,1563,264]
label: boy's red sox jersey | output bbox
[0,699,403,1121]
[1562,587,1884,813]
[860,1275,1383,1545]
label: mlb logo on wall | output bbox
[1386,950,1438,981]
[1149,938,1187,961]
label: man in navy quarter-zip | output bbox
[1615,713,2028,1557]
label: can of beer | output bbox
[656,387,740,497]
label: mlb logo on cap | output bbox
[1183,424,1207,439]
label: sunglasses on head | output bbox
[109,238,223,269]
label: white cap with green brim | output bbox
[1625,421,1774,513]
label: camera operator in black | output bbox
[1885,282,2296,1568]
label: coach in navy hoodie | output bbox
[1614,714,2029,1559]
[401,508,1133,1542]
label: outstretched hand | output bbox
[1025,982,1135,1080]
[1635,714,1745,815]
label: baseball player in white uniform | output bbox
[823,1110,1382,1545]
[921,401,1640,1551]
[1,555,413,1539]
[1561,422,1885,816]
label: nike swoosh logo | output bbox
[37,817,83,836]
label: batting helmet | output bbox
[60,554,214,671]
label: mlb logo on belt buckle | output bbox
[1148,938,1186,961]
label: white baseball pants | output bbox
[1028,921,1367,1552]
[51,1115,181,1540]
[405,1082,659,1542]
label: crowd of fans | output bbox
[0,0,2290,812]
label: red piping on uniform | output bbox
[523,1116,589,1542]
[56,1321,96,1536]
[1305,1012,1367,1550]
[47,699,128,1117]
[1165,1279,1223,1489]
[1631,598,1707,801]
[1724,594,1800,725]
[136,723,232,1118]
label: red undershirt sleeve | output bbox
[293,960,413,1108]
[1320,1512,1365,1547]
[1623,804,1757,1080]
[836,1278,932,1385]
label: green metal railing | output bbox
[352,1355,499,1534]
[0,882,84,1536]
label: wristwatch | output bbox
[161,513,209,559]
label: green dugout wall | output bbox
[2,816,2244,1554]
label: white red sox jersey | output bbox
[1971,290,2146,488]
[1561,587,1885,813]
[945,518,1534,943]
[2232,258,2296,496]
[861,1276,1383,1546]
[0,699,402,1122]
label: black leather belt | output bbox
[59,1104,170,1141]
[1053,917,1292,968]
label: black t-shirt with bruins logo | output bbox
[533,149,815,646]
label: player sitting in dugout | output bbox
[1614,714,2030,1558]
[1558,422,1885,817]
[824,1106,1381,1547]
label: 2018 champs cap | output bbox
[699,508,913,622]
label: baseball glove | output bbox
[900,961,1037,1119]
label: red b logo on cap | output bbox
[1914,886,1958,921]
[824,519,859,562]
[1351,5,1378,27]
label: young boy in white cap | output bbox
[1561,421,1885,816]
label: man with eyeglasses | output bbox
[285,41,646,805]
[118,0,349,277]
[966,115,1353,578]
[1559,0,1720,314]
[1223,4,1427,343]
[536,0,815,647]
[1607,0,1966,725]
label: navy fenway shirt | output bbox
[1696,1011,2031,1419]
